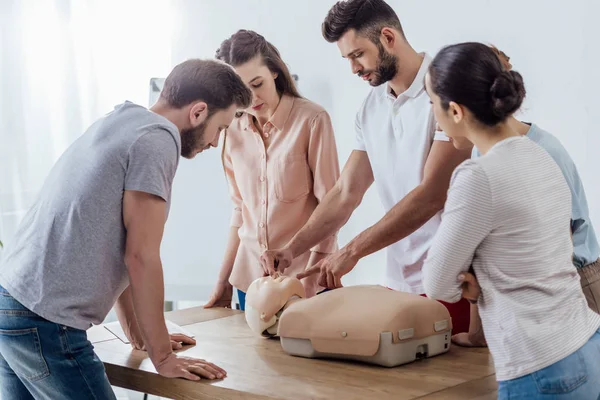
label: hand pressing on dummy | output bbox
[296,247,358,289]
[302,251,329,297]
[260,247,293,276]
[131,333,197,352]
[204,280,233,309]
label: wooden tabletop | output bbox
[93,307,498,400]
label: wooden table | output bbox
[92,307,498,399]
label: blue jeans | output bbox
[498,329,600,399]
[237,289,246,311]
[0,285,116,399]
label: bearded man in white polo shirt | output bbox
[260,0,472,336]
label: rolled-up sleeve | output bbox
[422,162,493,303]
[307,111,340,253]
[223,130,243,228]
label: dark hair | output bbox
[215,30,301,98]
[322,0,404,44]
[160,59,252,113]
[429,42,526,126]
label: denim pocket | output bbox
[0,327,50,382]
[0,285,12,297]
[533,350,587,394]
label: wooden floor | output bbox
[91,307,498,399]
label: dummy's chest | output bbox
[276,286,452,367]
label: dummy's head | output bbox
[244,275,306,338]
[425,42,526,149]
[158,59,252,158]
[216,30,300,121]
[322,0,405,87]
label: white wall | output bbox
[0,0,174,254]
[2,0,598,301]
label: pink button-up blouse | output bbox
[223,94,340,292]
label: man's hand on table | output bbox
[155,353,227,381]
[130,333,197,352]
[127,325,227,380]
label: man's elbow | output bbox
[339,185,364,215]
[423,186,447,216]
[124,251,144,278]
[124,249,158,280]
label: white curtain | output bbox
[0,0,175,250]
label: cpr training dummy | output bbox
[244,274,452,367]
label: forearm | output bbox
[346,184,443,259]
[307,251,328,269]
[288,186,355,258]
[126,256,171,364]
[114,286,144,345]
[217,227,241,283]
[469,303,483,334]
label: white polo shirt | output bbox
[355,53,448,293]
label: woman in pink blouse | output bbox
[204,30,341,310]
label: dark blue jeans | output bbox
[237,289,246,311]
[0,285,116,399]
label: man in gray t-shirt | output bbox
[0,59,251,399]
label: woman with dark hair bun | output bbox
[454,45,600,351]
[204,30,341,311]
[422,42,600,399]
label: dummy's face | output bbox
[244,274,306,337]
[337,29,398,87]
[247,275,305,317]
[425,72,471,150]
[180,105,236,159]
[253,275,300,298]
[233,56,280,120]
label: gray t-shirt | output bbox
[0,101,181,330]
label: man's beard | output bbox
[180,121,207,159]
[364,43,398,87]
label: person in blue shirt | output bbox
[453,45,600,347]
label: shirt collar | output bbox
[382,52,432,100]
[269,94,294,131]
[240,94,294,132]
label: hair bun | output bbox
[490,70,526,119]
[215,38,232,61]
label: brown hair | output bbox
[216,30,301,175]
[160,59,251,113]
[215,30,301,99]
[322,0,404,44]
